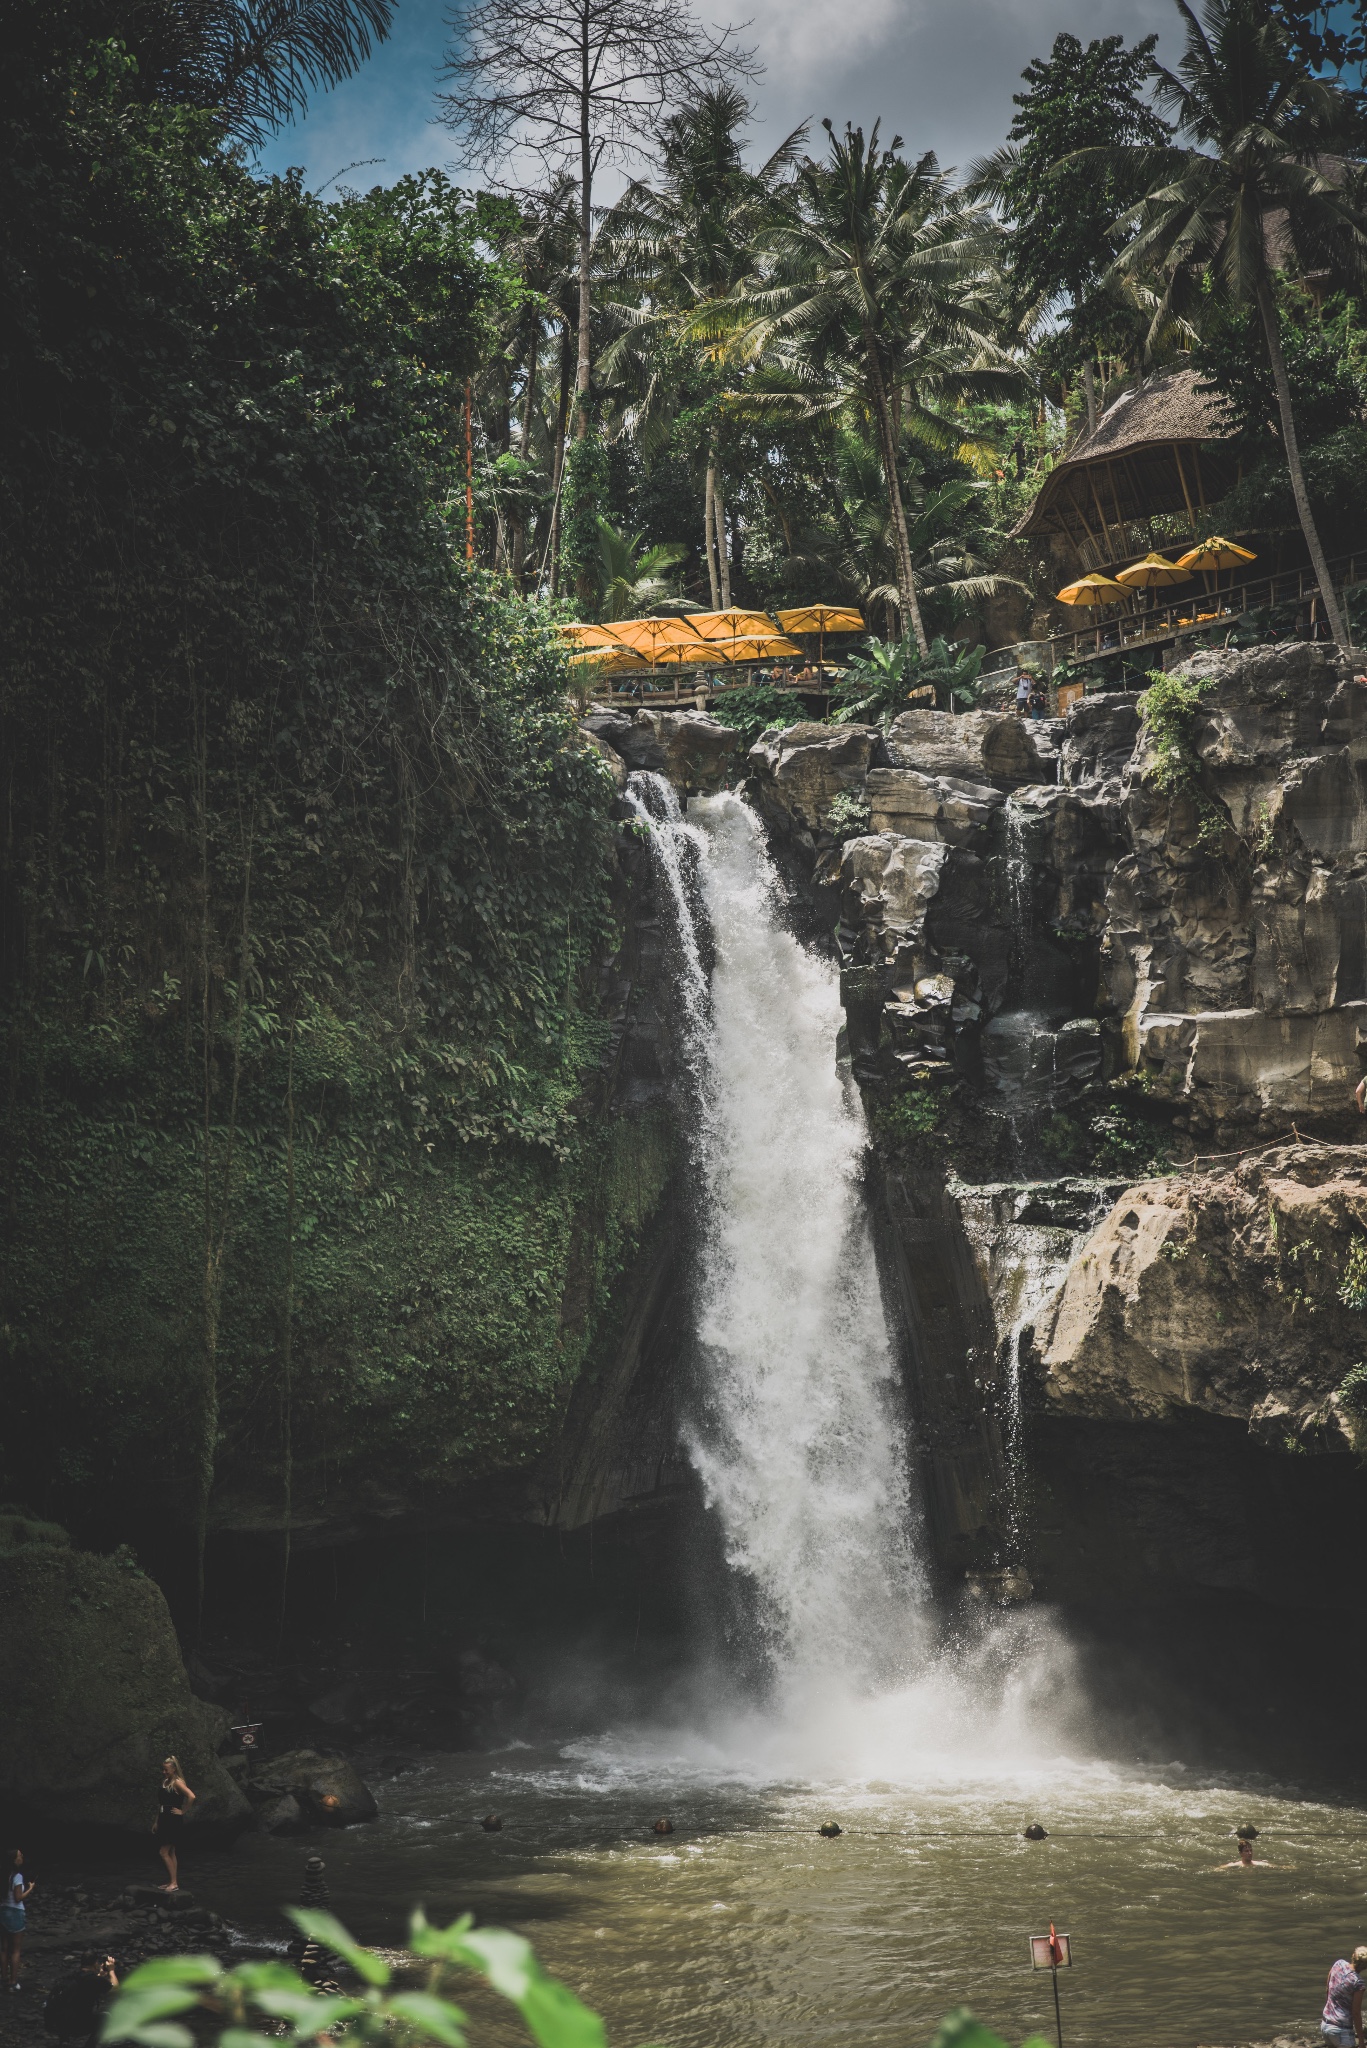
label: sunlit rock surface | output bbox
[1032,1144,1367,1446]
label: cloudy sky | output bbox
[257,0,1178,195]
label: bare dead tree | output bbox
[441,0,757,436]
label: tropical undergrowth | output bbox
[0,34,663,1572]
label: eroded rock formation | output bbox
[1033,1144,1367,1447]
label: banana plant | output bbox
[834,634,987,723]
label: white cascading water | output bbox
[625,771,1085,1780]
[627,775,925,1686]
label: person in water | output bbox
[1322,1946,1367,2048]
[153,1755,195,1891]
[0,1850,33,1991]
[1216,1837,1269,1868]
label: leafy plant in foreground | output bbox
[101,1908,1051,2048]
[101,1908,610,2048]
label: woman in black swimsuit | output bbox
[153,1756,195,1892]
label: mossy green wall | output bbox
[2,999,677,1547]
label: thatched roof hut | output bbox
[1013,366,1240,569]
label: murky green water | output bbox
[191,1718,1367,2048]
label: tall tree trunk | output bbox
[714,472,731,608]
[575,11,592,437]
[1255,273,1347,648]
[546,330,573,597]
[1081,357,1098,439]
[511,326,538,589]
[863,337,928,654]
[703,446,721,607]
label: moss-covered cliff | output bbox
[0,40,680,1586]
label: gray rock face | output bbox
[883,708,1054,788]
[865,768,1004,846]
[1031,1144,1367,1446]
[0,1533,250,1835]
[600,709,739,792]
[748,722,880,830]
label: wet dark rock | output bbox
[606,709,740,792]
[652,1817,673,1834]
[453,1646,518,1702]
[480,1813,502,1832]
[259,1793,305,1834]
[248,1749,377,1827]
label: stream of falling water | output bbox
[625,773,1078,1773]
[629,773,924,1688]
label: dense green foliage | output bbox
[972,32,1169,377]
[0,22,657,1561]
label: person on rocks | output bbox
[1322,1946,1367,2048]
[153,1756,195,1892]
[1,1849,33,1991]
[43,1950,118,2045]
[1014,671,1032,717]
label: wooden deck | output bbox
[1031,546,1367,671]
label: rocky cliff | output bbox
[740,646,1367,1606]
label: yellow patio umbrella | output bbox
[608,616,706,664]
[1176,537,1257,571]
[648,640,715,664]
[567,646,637,671]
[557,622,629,647]
[711,634,805,663]
[775,606,864,633]
[1056,573,1130,606]
[687,609,777,641]
[776,603,865,675]
[1114,553,1194,589]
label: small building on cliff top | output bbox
[1013,365,1240,575]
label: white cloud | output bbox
[259,0,1182,192]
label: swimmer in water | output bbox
[1216,1828,1271,1868]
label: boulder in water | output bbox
[260,1793,305,1834]
[248,1749,377,1826]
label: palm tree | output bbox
[595,518,689,619]
[505,176,581,589]
[53,0,395,144]
[743,121,1016,653]
[597,87,806,605]
[1112,0,1367,648]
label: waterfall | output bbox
[628,774,927,1693]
